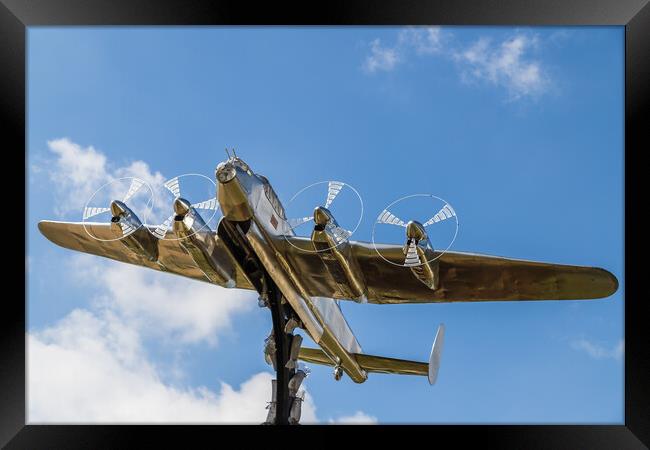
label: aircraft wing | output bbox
[276,236,618,304]
[37,220,255,290]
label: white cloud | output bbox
[398,26,443,55]
[28,302,387,423]
[454,35,547,100]
[48,138,109,190]
[46,138,110,216]
[571,338,624,361]
[363,27,442,74]
[43,138,168,219]
[27,274,379,423]
[70,255,255,346]
[362,28,550,100]
[329,410,378,424]
[363,38,401,73]
[28,308,318,423]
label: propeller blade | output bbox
[288,216,313,228]
[404,241,422,267]
[122,178,145,203]
[83,206,111,220]
[119,221,136,236]
[377,209,407,227]
[324,181,344,208]
[152,213,175,239]
[422,204,456,227]
[326,223,352,245]
[164,177,181,198]
[191,197,218,210]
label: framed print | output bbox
[4,0,648,447]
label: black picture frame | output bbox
[4,0,648,447]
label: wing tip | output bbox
[37,220,74,248]
[592,267,619,299]
[37,220,56,241]
[567,266,618,301]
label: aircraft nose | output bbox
[313,206,331,226]
[216,162,237,184]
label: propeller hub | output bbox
[173,197,192,216]
[406,220,426,242]
[110,200,128,218]
[313,206,332,227]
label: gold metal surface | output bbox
[173,214,236,286]
[409,245,438,290]
[217,177,253,221]
[277,235,618,303]
[310,229,367,301]
[38,220,254,290]
[299,347,428,377]
[38,219,618,304]
[37,153,620,389]
[317,328,367,383]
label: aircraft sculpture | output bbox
[38,150,618,424]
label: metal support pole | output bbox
[267,282,295,425]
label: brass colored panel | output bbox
[38,221,255,290]
[278,236,618,304]
[299,347,428,377]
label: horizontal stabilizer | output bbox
[299,324,446,385]
[298,348,428,378]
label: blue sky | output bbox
[27,26,624,423]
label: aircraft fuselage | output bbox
[215,157,367,383]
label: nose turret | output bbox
[216,161,237,184]
[215,159,253,221]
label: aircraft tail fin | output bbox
[298,324,445,385]
[428,323,445,385]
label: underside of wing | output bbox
[277,235,618,304]
[357,243,619,303]
[37,220,254,290]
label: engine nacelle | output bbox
[110,200,159,262]
[173,199,237,288]
[404,220,439,290]
[310,207,367,302]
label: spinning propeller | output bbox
[82,177,154,241]
[285,180,363,253]
[372,194,459,267]
[150,174,219,240]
